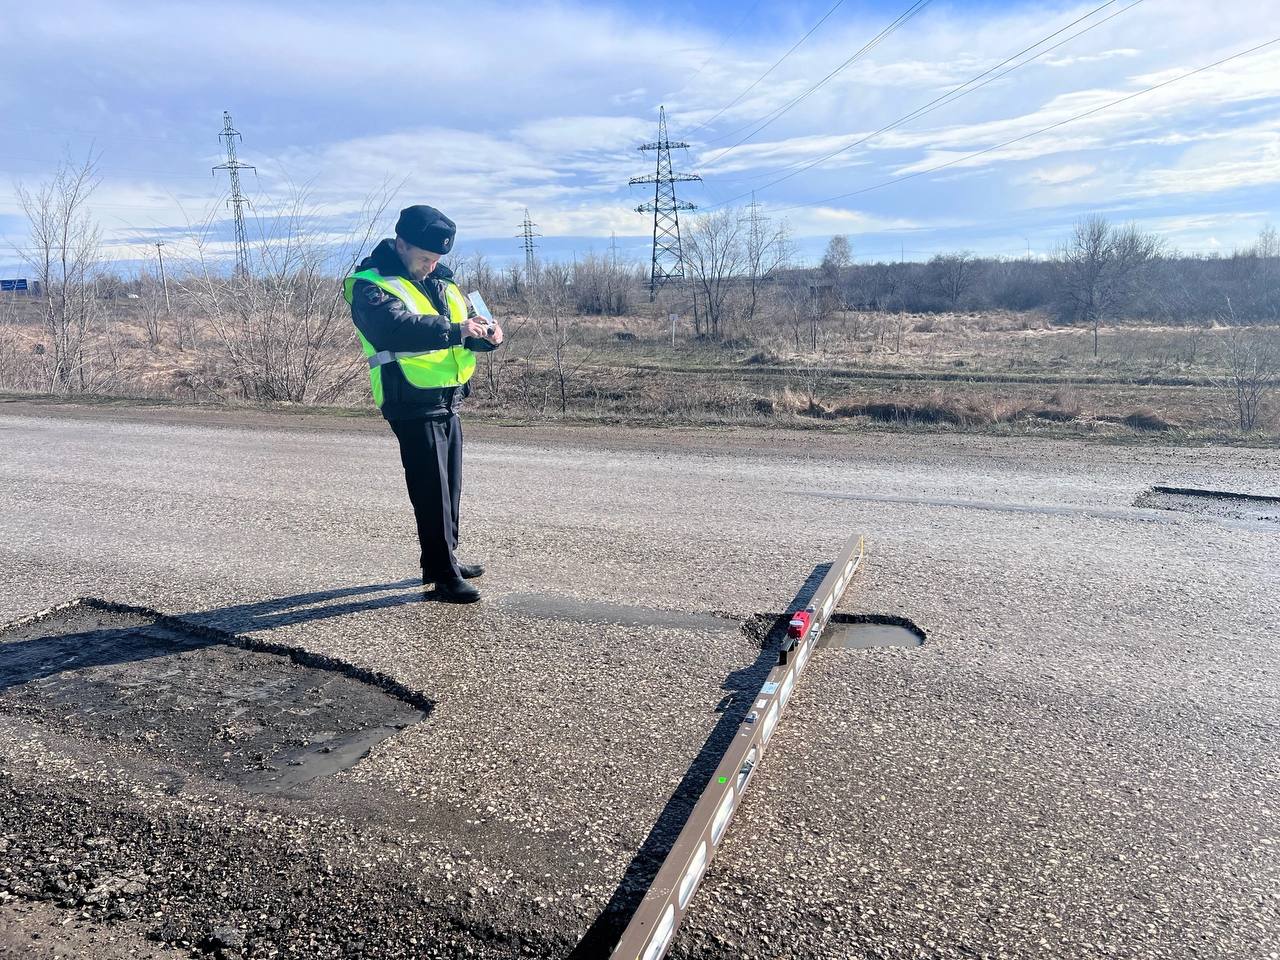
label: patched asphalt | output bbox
[1,402,1276,959]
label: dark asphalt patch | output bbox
[0,600,427,795]
[1134,485,1280,529]
[819,613,926,650]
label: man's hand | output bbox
[463,316,489,340]
[487,323,504,346]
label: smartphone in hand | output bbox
[467,291,496,336]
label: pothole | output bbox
[818,614,926,650]
[1134,485,1280,528]
[0,599,429,795]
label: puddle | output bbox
[818,614,925,650]
[0,601,428,795]
[1134,485,1280,529]
[497,592,739,633]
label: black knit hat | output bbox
[395,205,456,255]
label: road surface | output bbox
[1,400,1276,959]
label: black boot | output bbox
[457,562,485,580]
[433,576,481,604]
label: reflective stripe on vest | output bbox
[343,268,477,407]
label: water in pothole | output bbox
[819,614,925,650]
[0,602,427,795]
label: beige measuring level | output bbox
[609,533,866,960]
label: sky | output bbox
[1,0,1278,275]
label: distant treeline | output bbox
[791,244,1279,323]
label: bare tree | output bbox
[682,209,747,341]
[16,155,104,392]
[931,252,975,310]
[821,235,852,275]
[1057,216,1162,357]
[532,262,592,415]
[136,267,166,348]
[742,215,790,336]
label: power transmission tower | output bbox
[154,241,171,313]
[516,208,540,277]
[741,191,771,280]
[629,106,700,301]
[212,111,255,277]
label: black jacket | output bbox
[349,238,498,421]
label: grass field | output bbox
[2,294,1276,443]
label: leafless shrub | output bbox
[1218,326,1277,432]
[790,359,832,415]
[571,252,640,316]
[181,185,392,403]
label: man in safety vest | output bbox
[344,205,503,603]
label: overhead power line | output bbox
[662,0,766,106]
[707,0,1142,208]
[684,0,848,137]
[773,36,1280,214]
[700,0,934,162]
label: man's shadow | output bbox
[0,579,424,696]
[565,563,831,959]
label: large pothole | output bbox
[1135,485,1280,529]
[818,613,926,650]
[0,599,429,795]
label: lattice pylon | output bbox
[629,106,701,300]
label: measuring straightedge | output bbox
[609,533,866,960]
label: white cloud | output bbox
[2,0,1279,261]
[1043,47,1141,67]
[1023,163,1097,186]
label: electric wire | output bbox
[772,36,1280,214]
[661,0,766,107]
[706,0,1142,207]
[699,0,934,162]
[683,0,848,138]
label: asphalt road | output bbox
[1,401,1277,959]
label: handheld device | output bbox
[467,291,496,336]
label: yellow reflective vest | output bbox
[342,268,477,409]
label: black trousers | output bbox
[389,414,463,581]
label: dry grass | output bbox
[1,295,1275,441]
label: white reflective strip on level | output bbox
[761,702,780,743]
[641,906,676,960]
[677,843,708,909]
[711,790,735,845]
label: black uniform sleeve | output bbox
[463,336,501,353]
[350,280,463,351]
